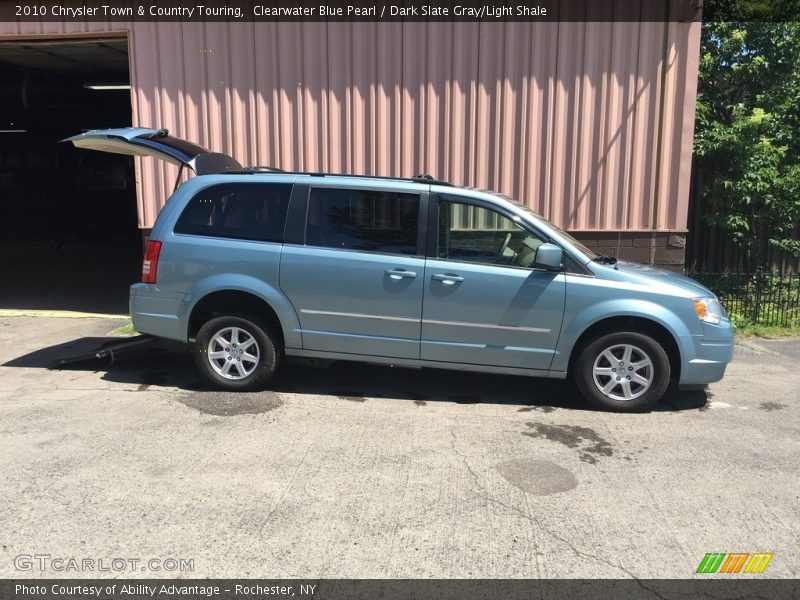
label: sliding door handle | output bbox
[431,273,464,285]
[386,268,417,280]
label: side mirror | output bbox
[533,243,563,270]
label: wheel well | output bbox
[188,290,284,348]
[568,316,681,382]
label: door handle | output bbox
[431,273,464,285]
[386,268,417,280]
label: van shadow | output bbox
[272,358,589,410]
[5,340,708,412]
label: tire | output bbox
[194,315,280,391]
[574,331,670,412]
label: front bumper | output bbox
[678,320,735,386]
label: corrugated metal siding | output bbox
[0,18,701,231]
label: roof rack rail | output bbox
[410,173,452,185]
[227,168,454,186]
[222,166,455,187]
[237,165,285,172]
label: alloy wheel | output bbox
[206,326,260,380]
[591,343,654,401]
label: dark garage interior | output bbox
[0,37,140,314]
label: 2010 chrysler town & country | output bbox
[67,128,734,412]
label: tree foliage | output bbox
[694,20,800,268]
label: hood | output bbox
[612,260,716,297]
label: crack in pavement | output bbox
[255,435,317,538]
[446,424,673,594]
[447,425,540,578]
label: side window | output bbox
[305,187,419,255]
[438,197,544,267]
[174,183,291,242]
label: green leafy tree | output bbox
[694,19,800,269]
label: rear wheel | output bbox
[194,315,279,391]
[574,331,670,412]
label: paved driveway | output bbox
[0,317,797,578]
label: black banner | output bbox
[3,579,800,600]
[0,0,705,23]
[4,0,800,23]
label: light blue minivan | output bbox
[67,128,734,412]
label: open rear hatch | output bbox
[63,127,242,175]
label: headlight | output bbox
[693,297,724,325]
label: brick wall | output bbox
[568,231,687,272]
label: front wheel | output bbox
[194,315,279,391]
[574,332,670,412]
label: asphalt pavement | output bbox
[0,316,797,579]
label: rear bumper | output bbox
[129,283,185,341]
[678,321,735,386]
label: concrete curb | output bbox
[0,309,129,320]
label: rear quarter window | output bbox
[174,183,292,242]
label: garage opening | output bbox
[0,36,138,315]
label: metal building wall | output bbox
[0,18,701,233]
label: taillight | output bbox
[141,240,162,284]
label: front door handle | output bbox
[431,273,464,285]
[386,268,417,280]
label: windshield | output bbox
[502,196,599,260]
